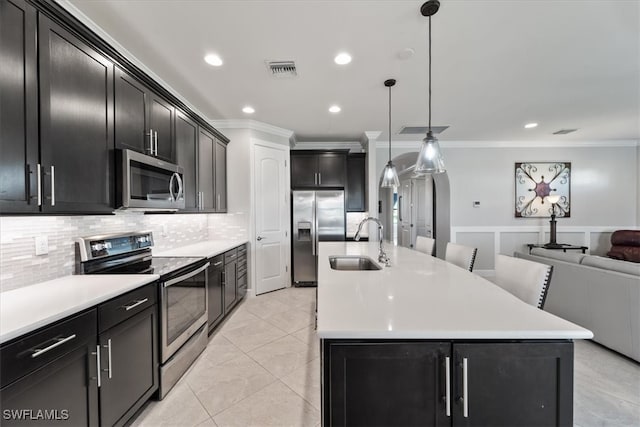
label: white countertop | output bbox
[155,239,248,258]
[0,275,159,344]
[317,242,594,340]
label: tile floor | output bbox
[132,286,640,427]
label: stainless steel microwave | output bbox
[116,149,185,211]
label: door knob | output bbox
[256,236,264,241]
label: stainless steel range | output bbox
[76,231,208,399]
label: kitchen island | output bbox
[317,242,593,427]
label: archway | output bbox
[379,152,450,259]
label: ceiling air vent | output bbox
[266,61,297,78]
[398,125,449,135]
[553,129,578,135]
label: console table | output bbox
[527,244,588,254]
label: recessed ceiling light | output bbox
[524,122,538,129]
[242,106,255,114]
[204,54,223,67]
[334,53,352,65]
[329,105,341,113]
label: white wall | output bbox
[377,141,639,270]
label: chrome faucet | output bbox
[354,217,390,266]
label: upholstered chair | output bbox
[494,254,554,309]
[444,242,478,272]
[415,236,436,256]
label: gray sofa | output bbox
[515,248,640,362]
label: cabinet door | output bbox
[224,260,237,312]
[452,342,573,427]
[346,154,366,212]
[114,67,149,155]
[0,0,39,213]
[214,139,227,212]
[175,112,198,210]
[207,259,224,332]
[0,342,99,426]
[149,93,174,162]
[324,341,450,427]
[197,128,215,210]
[38,15,114,213]
[290,154,317,188]
[317,153,346,187]
[99,306,158,427]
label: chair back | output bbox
[415,236,435,256]
[494,254,553,309]
[445,243,478,272]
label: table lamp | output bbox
[544,194,562,248]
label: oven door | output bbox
[160,262,209,363]
[120,149,185,210]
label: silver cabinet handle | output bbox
[36,163,42,206]
[217,194,221,210]
[256,236,263,241]
[314,173,317,185]
[123,298,148,311]
[103,339,112,379]
[148,128,154,155]
[213,261,223,267]
[154,131,158,156]
[318,173,321,185]
[92,344,101,387]
[200,192,204,210]
[50,165,55,206]
[31,334,76,358]
[445,356,451,417]
[462,357,469,418]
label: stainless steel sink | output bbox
[329,256,382,271]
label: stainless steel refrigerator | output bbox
[292,190,345,285]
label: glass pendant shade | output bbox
[415,131,445,174]
[380,161,400,188]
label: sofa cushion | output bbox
[530,247,585,264]
[581,255,640,276]
[610,230,640,246]
[607,246,640,263]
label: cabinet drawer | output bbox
[0,309,97,388]
[98,283,157,333]
[237,245,247,255]
[224,248,238,263]
[210,254,224,269]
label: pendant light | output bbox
[380,79,400,188]
[415,0,445,175]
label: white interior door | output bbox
[399,179,412,248]
[254,144,288,295]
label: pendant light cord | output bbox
[428,15,432,131]
[388,85,392,161]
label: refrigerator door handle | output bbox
[311,196,316,256]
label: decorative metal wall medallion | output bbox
[515,162,571,218]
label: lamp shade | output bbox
[415,131,445,174]
[546,194,561,204]
[380,161,400,188]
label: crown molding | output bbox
[291,141,365,152]
[364,131,383,142]
[210,119,294,139]
[376,139,640,149]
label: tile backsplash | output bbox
[0,212,248,292]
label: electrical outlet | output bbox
[35,236,49,256]
[161,224,168,237]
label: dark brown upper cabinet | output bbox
[290,151,347,189]
[38,13,114,214]
[346,153,366,212]
[115,67,175,163]
[0,0,39,213]
[175,111,199,211]
[197,128,227,213]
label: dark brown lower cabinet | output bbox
[0,310,99,426]
[98,305,158,427]
[207,254,225,333]
[224,249,238,312]
[323,340,573,427]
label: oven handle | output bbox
[163,262,210,288]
